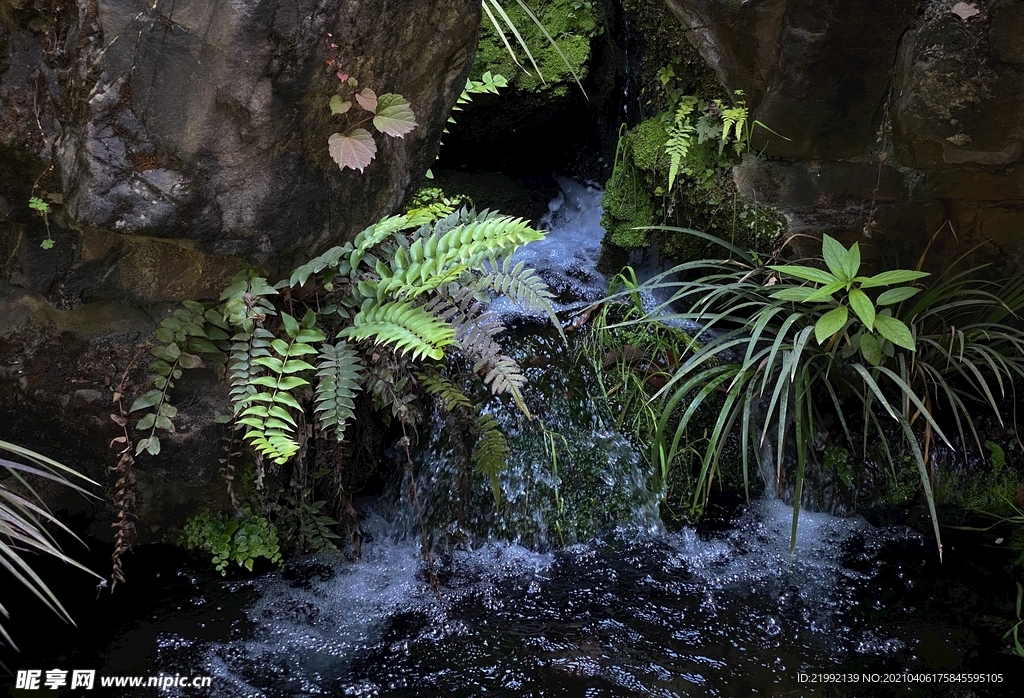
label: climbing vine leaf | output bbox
[372,94,417,138]
[329,130,377,172]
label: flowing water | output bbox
[4,179,1022,696]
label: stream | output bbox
[4,179,1022,697]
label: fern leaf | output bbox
[477,354,530,418]
[416,370,475,411]
[289,244,351,288]
[340,300,456,361]
[314,342,363,441]
[474,413,510,505]
[477,258,562,338]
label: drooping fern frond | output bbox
[340,300,456,361]
[478,354,530,418]
[666,96,697,191]
[314,342,363,441]
[477,257,562,338]
[416,370,475,412]
[237,311,326,465]
[227,326,275,412]
[474,412,510,505]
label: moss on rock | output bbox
[474,0,601,95]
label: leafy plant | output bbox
[29,196,53,249]
[130,301,229,456]
[327,82,417,172]
[1,440,103,648]
[184,508,282,575]
[596,228,1024,556]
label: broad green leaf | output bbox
[874,315,916,351]
[876,286,922,305]
[842,241,861,280]
[328,129,377,172]
[151,342,181,362]
[372,94,417,138]
[187,337,221,354]
[848,288,875,331]
[295,329,327,344]
[821,235,850,281]
[355,87,377,113]
[136,413,156,431]
[329,96,351,115]
[770,287,815,302]
[860,332,882,365]
[253,356,285,373]
[177,352,204,370]
[155,415,174,432]
[271,339,290,356]
[130,390,163,412]
[769,265,838,285]
[814,306,848,344]
[281,359,316,374]
[280,313,300,338]
[151,360,172,377]
[857,269,930,288]
[804,280,846,303]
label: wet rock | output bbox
[1,0,480,292]
[0,282,231,538]
[661,0,1024,271]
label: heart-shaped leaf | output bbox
[329,96,351,115]
[373,93,417,138]
[329,130,377,172]
[355,87,377,113]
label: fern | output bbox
[340,300,456,360]
[474,412,510,505]
[715,96,749,156]
[478,354,530,418]
[314,342,363,441]
[237,311,326,464]
[416,370,475,411]
[665,96,697,191]
[477,257,562,338]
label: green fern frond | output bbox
[416,370,475,411]
[236,311,326,465]
[477,354,531,418]
[373,215,544,302]
[314,342,363,441]
[666,97,697,191]
[477,257,562,338]
[340,300,456,361]
[289,244,352,288]
[227,326,275,411]
[474,412,510,505]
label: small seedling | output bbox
[29,196,53,249]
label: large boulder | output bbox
[663,0,1024,271]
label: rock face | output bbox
[664,0,1024,271]
[2,0,479,297]
[0,0,480,530]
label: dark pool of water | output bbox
[3,501,1022,697]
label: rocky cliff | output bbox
[665,0,1024,271]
